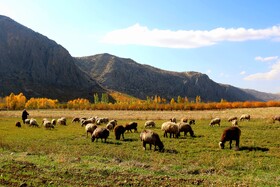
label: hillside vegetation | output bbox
[1,109,280,186]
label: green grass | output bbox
[0,110,280,186]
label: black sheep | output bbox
[125,122,138,132]
[219,126,241,150]
[114,125,125,140]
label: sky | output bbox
[1,0,280,93]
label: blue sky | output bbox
[1,0,280,93]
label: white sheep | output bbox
[272,115,280,123]
[144,120,156,128]
[161,121,179,138]
[209,118,221,127]
[85,123,98,137]
[170,117,177,123]
[228,116,237,122]
[42,119,54,129]
[231,119,238,126]
[29,118,39,127]
[57,117,67,125]
[240,114,250,121]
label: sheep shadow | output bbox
[164,149,179,154]
[239,146,269,152]
[123,138,139,142]
[99,141,122,145]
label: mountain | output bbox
[0,15,106,102]
[75,53,280,102]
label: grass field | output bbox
[0,108,280,186]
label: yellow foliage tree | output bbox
[5,93,27,110]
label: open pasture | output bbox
[0,108,280,186]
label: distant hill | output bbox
[0,15,106,102]
[75,53,280,102]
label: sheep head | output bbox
[219,142,225,149]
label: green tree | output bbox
[94,93,99,104]
[101,93,109,103]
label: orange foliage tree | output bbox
[25,98,58,109]
[5,93,27,110]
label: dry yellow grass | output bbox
[1,107,279,120]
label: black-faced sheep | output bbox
[189,119,195,125]
[140,129,164,152]
[144,120,156,128]
[114,125,125,140]
[209,118,221,127]
[177,122,194,137]
[106,120,118,131]
[240,114,250,121]
[125,122,138,132]
[161,121,179,138]
[219,126,241,150]
[91,127,110,142]
[57,117,67,125]
[42,120,55,129]
[228,116,237,122]
[85,123,98,137]
[272,115,280,123]
[15,121,21,128]
[29,118,39,127]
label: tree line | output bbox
[1,92,280,110]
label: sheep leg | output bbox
[229,140,232,149]
[235,139,240,148]
[121,133,124,140]
[143,142,146,150]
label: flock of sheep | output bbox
[15,113,280,152]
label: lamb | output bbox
[144,120,156,128]
[177,122,194,137]
[91,127,110,142]
[57,117,67,125]
[125,122,138,132]
[209,118,221,127]
[170,117,177,123]
[231,119,238,126]
[29,118,39,127]
[140,129,164,152]
[106,120,118,131]
[85,123,98,137]
[114,125,125,140]
[15,121,21,128]
[240,114,250,121]
[219,126,241,150]
[161,121,179,138]
[272,115,280,123]
[228,116,237,122]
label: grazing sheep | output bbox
[96,117,109,125]
[177,122,194,137]
[140,129,164,152]
[91,127,110,142]
[15,121,21,128]
[240,114,250,121]
[170,117,177,123]
[228,116,237,122]
[29,118,39,127]
[85,123,98,137]
[144,120,156,128]
[72,117,80,123]
[180,117,188,123]
[57,117,67,125]
[219,126,241,150]
[106,120,118,131]
[161,121,179,138]
[42,120,54,129]
[24,119,30,125]
[114,125,126,140]
[231,119,238,126]
[209,118,221,127]
[51,119,56,126]
[125,122,138,132]
[81,118,95,127]
[272,115,280,123]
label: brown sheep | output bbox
[85,123,98,137]
[91,127,110,142]
[114,125,125,140]
[15,121,21,128]
[72,117,80,123]
[161,121,179,138]
[125,122,138,132]
[177,122,194,137]
[272,115,280,123]
[57,117,67,125]
[219,126,241,150]
[140,130,164,152]
[144,120,156,128]
[240,114,250,121]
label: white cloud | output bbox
[255,56,278,62]
[240,71,246,75]
[101,24,280,48]
[244,61,280,80]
